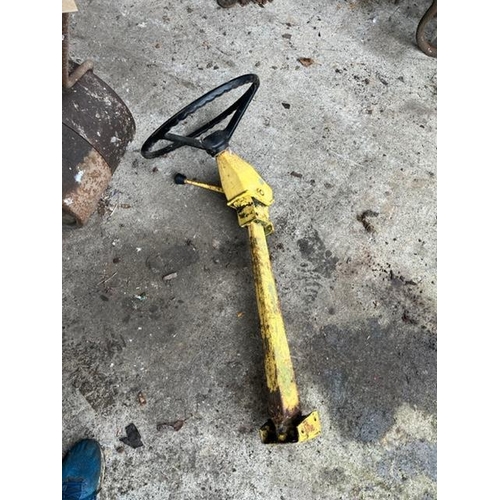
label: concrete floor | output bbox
[62,0,437,498]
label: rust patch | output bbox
[62,135,112,226]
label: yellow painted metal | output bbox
[296,410,321,442]
[248,220,300,413]
[184,179,225,194]
[166,148,321,442]
[213,148,320,443]
[216,150,273,207]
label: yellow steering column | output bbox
[216,150,320,443]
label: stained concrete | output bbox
[62,0,437,498]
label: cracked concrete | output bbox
[62,0,437,498]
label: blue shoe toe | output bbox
[62,439,103,500]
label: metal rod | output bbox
[184,179,225,194]
[62,12,94,89]
[248,221,301,430]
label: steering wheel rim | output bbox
[141,74,260,158]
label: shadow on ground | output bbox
[309,317,436,443]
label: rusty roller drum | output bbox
[62,62,135,226]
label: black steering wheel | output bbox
[141,74,260,158]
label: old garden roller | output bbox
[141,74,320,443]
[62,0,135,226]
